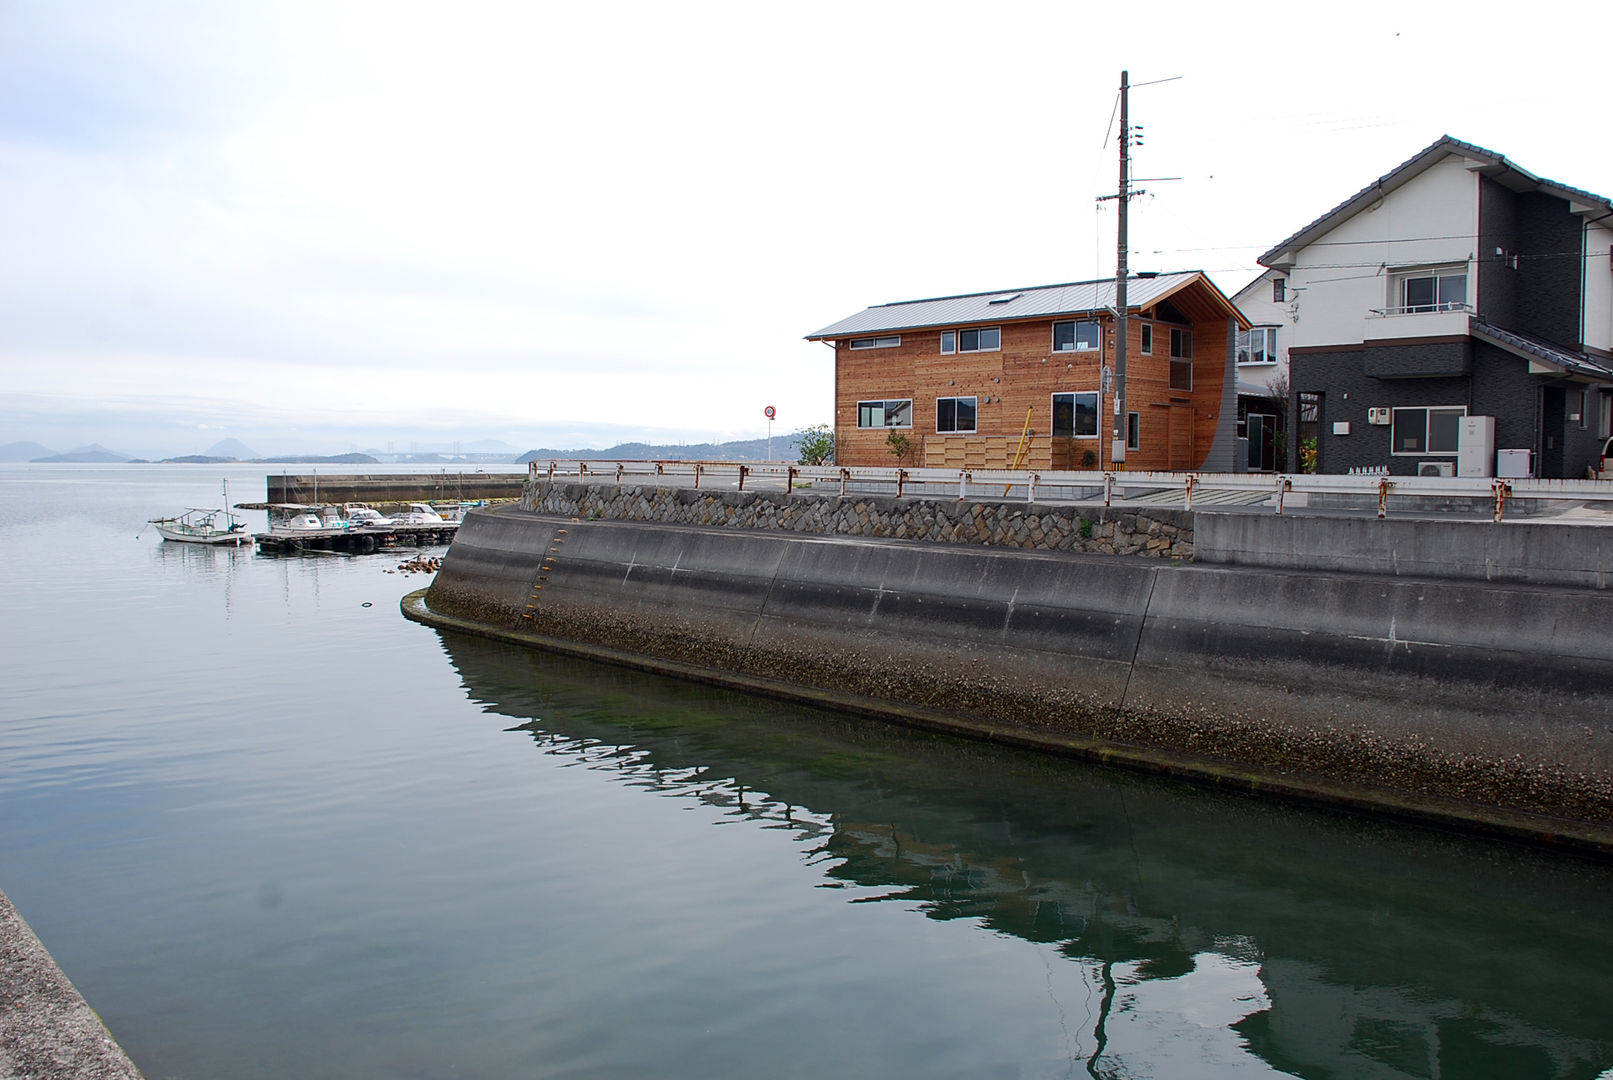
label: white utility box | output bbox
[1496,448,1532,478]
[1458,416,1496,477]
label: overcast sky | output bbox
[3,1,1608,457]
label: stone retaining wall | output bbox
[522,480,1195,559]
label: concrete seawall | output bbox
[409,505,1613,850]
[1,888,145,1078]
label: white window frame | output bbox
[1052,320,1102,353]
[1390,265,1469,314]
[1051,391,1099,439]
[856,399,912,429]
[935,396,978,434]
[848,335,901,350]
[1140,322,1152,356]
[1273,278,1286,303]
[1390,405,1466,456]
[940,328,1000,355]
[1237,326,1279,366]
[1126,411,1140,451]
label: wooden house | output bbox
[806,272,1248,470]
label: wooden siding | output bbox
[832,287,1232,470]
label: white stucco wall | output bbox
[1230,269,1293,392]
[1585,220,1613,353]
[1286,154,1481,348]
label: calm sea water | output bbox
[1,462,1611,1080]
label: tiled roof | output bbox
[805,272,1207,339]
[1469,318,1613,380]
[1258,136,1613,269]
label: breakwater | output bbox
[265,472,525,506]
[407,489,1613,850]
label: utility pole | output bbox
[1112,70,1131,465]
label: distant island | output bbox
[7,435,812,465]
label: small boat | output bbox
[275,513,330,532]
[150,507,250,545]
[149,480,249,545]
[392,502,446,525]
[345,506,395,528]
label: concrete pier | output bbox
[407,501,1613,851]
[0,888,144,1078]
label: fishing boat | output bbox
[149,481,250,545]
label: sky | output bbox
[3,1,1609,458]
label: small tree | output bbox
[795,424,835,466]
[886,429,913,465]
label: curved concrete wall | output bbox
[414,506,1613,848]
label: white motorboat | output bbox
[149,480,249,545]
[392,502,445,524]
[345,506,395,528]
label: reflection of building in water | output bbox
[489,664,1613,1080]
[1245,959,1605,1080]
[820,819,1607,1080]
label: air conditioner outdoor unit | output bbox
[1418,461,1455,477]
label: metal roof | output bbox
[1469,318,1613,381]
[1259,136,1613,270]
[805,272,1209,340]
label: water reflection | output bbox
[438,630,1613,1080]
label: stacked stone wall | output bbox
[521,480,1194,559]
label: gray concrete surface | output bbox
[1,888,143,1079]
[412,507,1613,851]
[1195,511,1612,588]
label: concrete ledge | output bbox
[1196,511,1612,588]
[1,888,144,1079]
[410,508,1613,849]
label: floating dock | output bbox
[253,521,458,555]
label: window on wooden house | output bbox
[1051,392,1099,439]
[939,328,1000,354]
[1169,327,1192,390]
[1140,323,1153,355]
[1391,406,1465,455]
[1127,411,1140,451]
[856,399,912,429]
[1052,320,1102,352]
[848,335,901,350]
[936,396,977,433]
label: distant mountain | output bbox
[32,443,133,463]
[518,436,801,464]
[250,452,380,465]
[0,441,57,462]
[161,455,239,464]
[206,438,260,459]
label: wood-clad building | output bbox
[806,273,1248,471]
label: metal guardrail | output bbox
[527,459,1613,523]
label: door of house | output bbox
[1540,387,1566,478]
[1168,403,1193,470]
[1246,413,1277,471]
